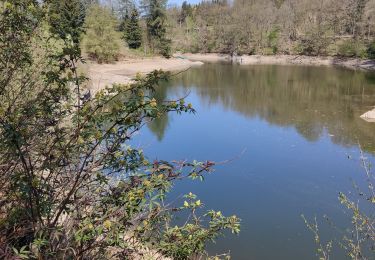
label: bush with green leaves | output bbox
[267,28,279,55]
[82,4,121,63]
[160,192,240,259]
[158,37,172,58]
[0,1,240,259]
[338,40,357,57]
[367,41,375,59]
[337,40,367,58]
[298,31,330,56]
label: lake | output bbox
[134,63,375,259]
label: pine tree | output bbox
[48,0,86,45]
[142,0,171,57]
[117,0,135,31]
[119,13,129,32]
[178,1,192,25]
[125,9,142,49]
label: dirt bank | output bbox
[180,53,375,71]
[86,57,203,93]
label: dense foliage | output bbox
[56,0,375,61]
[125,9,142,49]
[167,0,375,57]
[142,0,172,58]
[83,4,122,63]
[0,1,240,259]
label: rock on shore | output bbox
[361,109,375,122]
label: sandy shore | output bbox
[176,53,231,63]
[87,54,375,92]
[180,53,375,71]
[86,57,203,92]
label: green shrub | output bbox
[367,41,375,59]
[1,2,240,259]
[267,28,279,54]
[298,31,330,56]
[158,37,172,58]
[337,40,357,57]
[337,40,367,58]
[83,5,121,63]
[263,47,276,55]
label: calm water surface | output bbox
[134,64,375,259]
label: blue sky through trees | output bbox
[168,0,201,6]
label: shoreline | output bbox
[87,54,375,92]
[86,54,375,122]
[180,53,375,71]
[86,57,203,92]
[179,53,375,122]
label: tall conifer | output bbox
[125,9,142,49]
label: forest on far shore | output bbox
[85,0,375,60]
[166,0,375,57]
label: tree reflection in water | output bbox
[149,64,375,153]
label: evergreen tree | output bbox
[125,9,142,49]
[117,0,135,31]
[118,13,129,32]
[142,0,171,57]
[178,1,192,25]
[48,0,86,45]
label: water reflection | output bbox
[148,84,170,141]
[142,64,375,259]
[150,64,375,153]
